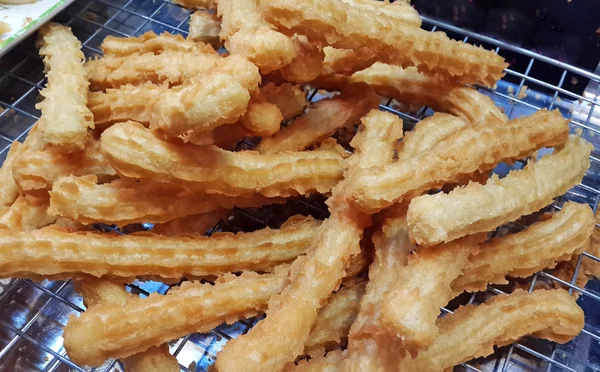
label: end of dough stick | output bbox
[261,82,308,120]
[101,31,215,56]
[238,92,283,136]
[280,35,325,83]
[188,11,222,49]
[0,195,55,231]
[0,141,24,207]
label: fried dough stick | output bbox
[74,280,180,372]
[49,175,284,225]
[260,0,507,87]
[453,201,595,294]
[408,135,592,245]
[257,84,379,154]
[215,110,403,372]
[189,11,221,48]
[398,289,584,371]
[261,83,308,120]
[100,121,345,198]
[0,215,319,279]
[36,23,94,150]
[173,0,217,10]
[101,31,215,56]
[0,142,24,207]
[0,195,55,231]
[349,109,569,214]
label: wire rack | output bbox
[0,0,600,371]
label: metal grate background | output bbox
[0,1,600,371]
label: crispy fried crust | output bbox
[453,201,595,293]
[36,23,94,150]
[349,109,569,214]
[0,195,55,231]
[408,135,593,245]
[261,83,308,120]
[257,84,379,154]
[0,141,24,207]
[398,290,584,372]
[188,12,222,48]
[173,0,217,10]
[260,0,507,86]
[0,215,319,279]
[279,35,325,83]
[101,31,215,56]
[100,121,346,197]
[238,91,283,136]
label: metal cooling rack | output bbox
[0,1,600,371]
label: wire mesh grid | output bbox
[0,0,599,371]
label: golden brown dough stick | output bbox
[320,47,380,77]
[189,11,221,48]
[261,0,507,87]
[86,51,259,91]
[101,31,214,56]
[261,83,308,120]
[215,110,400,372]
[238,91,283,136]
[0,195,55,231]
[304,281,366,356]
[74,280,180,372]
[49,175,283,225]
[398,289,584,371]
[101,121,345,197]
[257,84,379,154]
[152,209,230,236]
[173,0,217,10]
[278,35,325,83]
[218,0,296,74]
[453,201,595,294]
[64,265,290,366]
[344,0,421,27]
[12,140,116,191]
[36,23,94,150]
[381,236,482,356]
[0,141,24,207]
[348,109,569,214]
[408,135,592,245]
[0,215,319,280]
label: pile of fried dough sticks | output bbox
[0,0,598,371]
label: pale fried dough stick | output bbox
[304,281,366,356]
[321,47,380,77]
[279,35,325,83]
[49,175,283,225]
[398,289,584,371]
[345,0,421,26]
[0,195,55,231]
[86,52,259,91]
[100,121,345,197]
[261,0,507,87]
[0,141,24,207]
[189,11,221,48]
[74,280,179,372]
[349,109,569,214]
[64,265,290,366]
[408,135,592,245]
[257,84,379,154]
[0,215,319,280]
[381,236,482,356]
[152,209,230,236]
[218,0,296,74]
[261,83,307,120]
[101,31,214,56]
[173,0,217,10]
[453,201,595,294]
[215,110,401,372]
[13,140,116,191]
[238,91,283,136]
[36,23,94,150]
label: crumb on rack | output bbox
[517,85,528,99]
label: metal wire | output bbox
[0,1,598,371]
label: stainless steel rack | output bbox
[0,1,600,371]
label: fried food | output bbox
[289,350,346,372]
[64,265,290,366]
[152,209,230,236]
[260,0,507,87]
[0,215,319,280]
[382,235,482,356]
[101,31,214,56]
[173,0,217,10]
[218,0,296,74]
[0,141,24,207]
[86,51,259,92]
[36,23,94,150]
[279,35,325,83]
[49,175,283,225]
[100,121,345,197]
[452,201,595,294]
[261,83,308,120]
[74,279,179,372]
[345,0,421,27]
[188,12,221,49]
[0,195,55,231]
[257,84,379,154]
[408,135,592,245]
[304,281,366,356]
[238,91,283,136]
[215,110,400,372]
[349,109,569,214]
[12,139,116,191]
[321,47,380,77]
[398,289,584,372]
